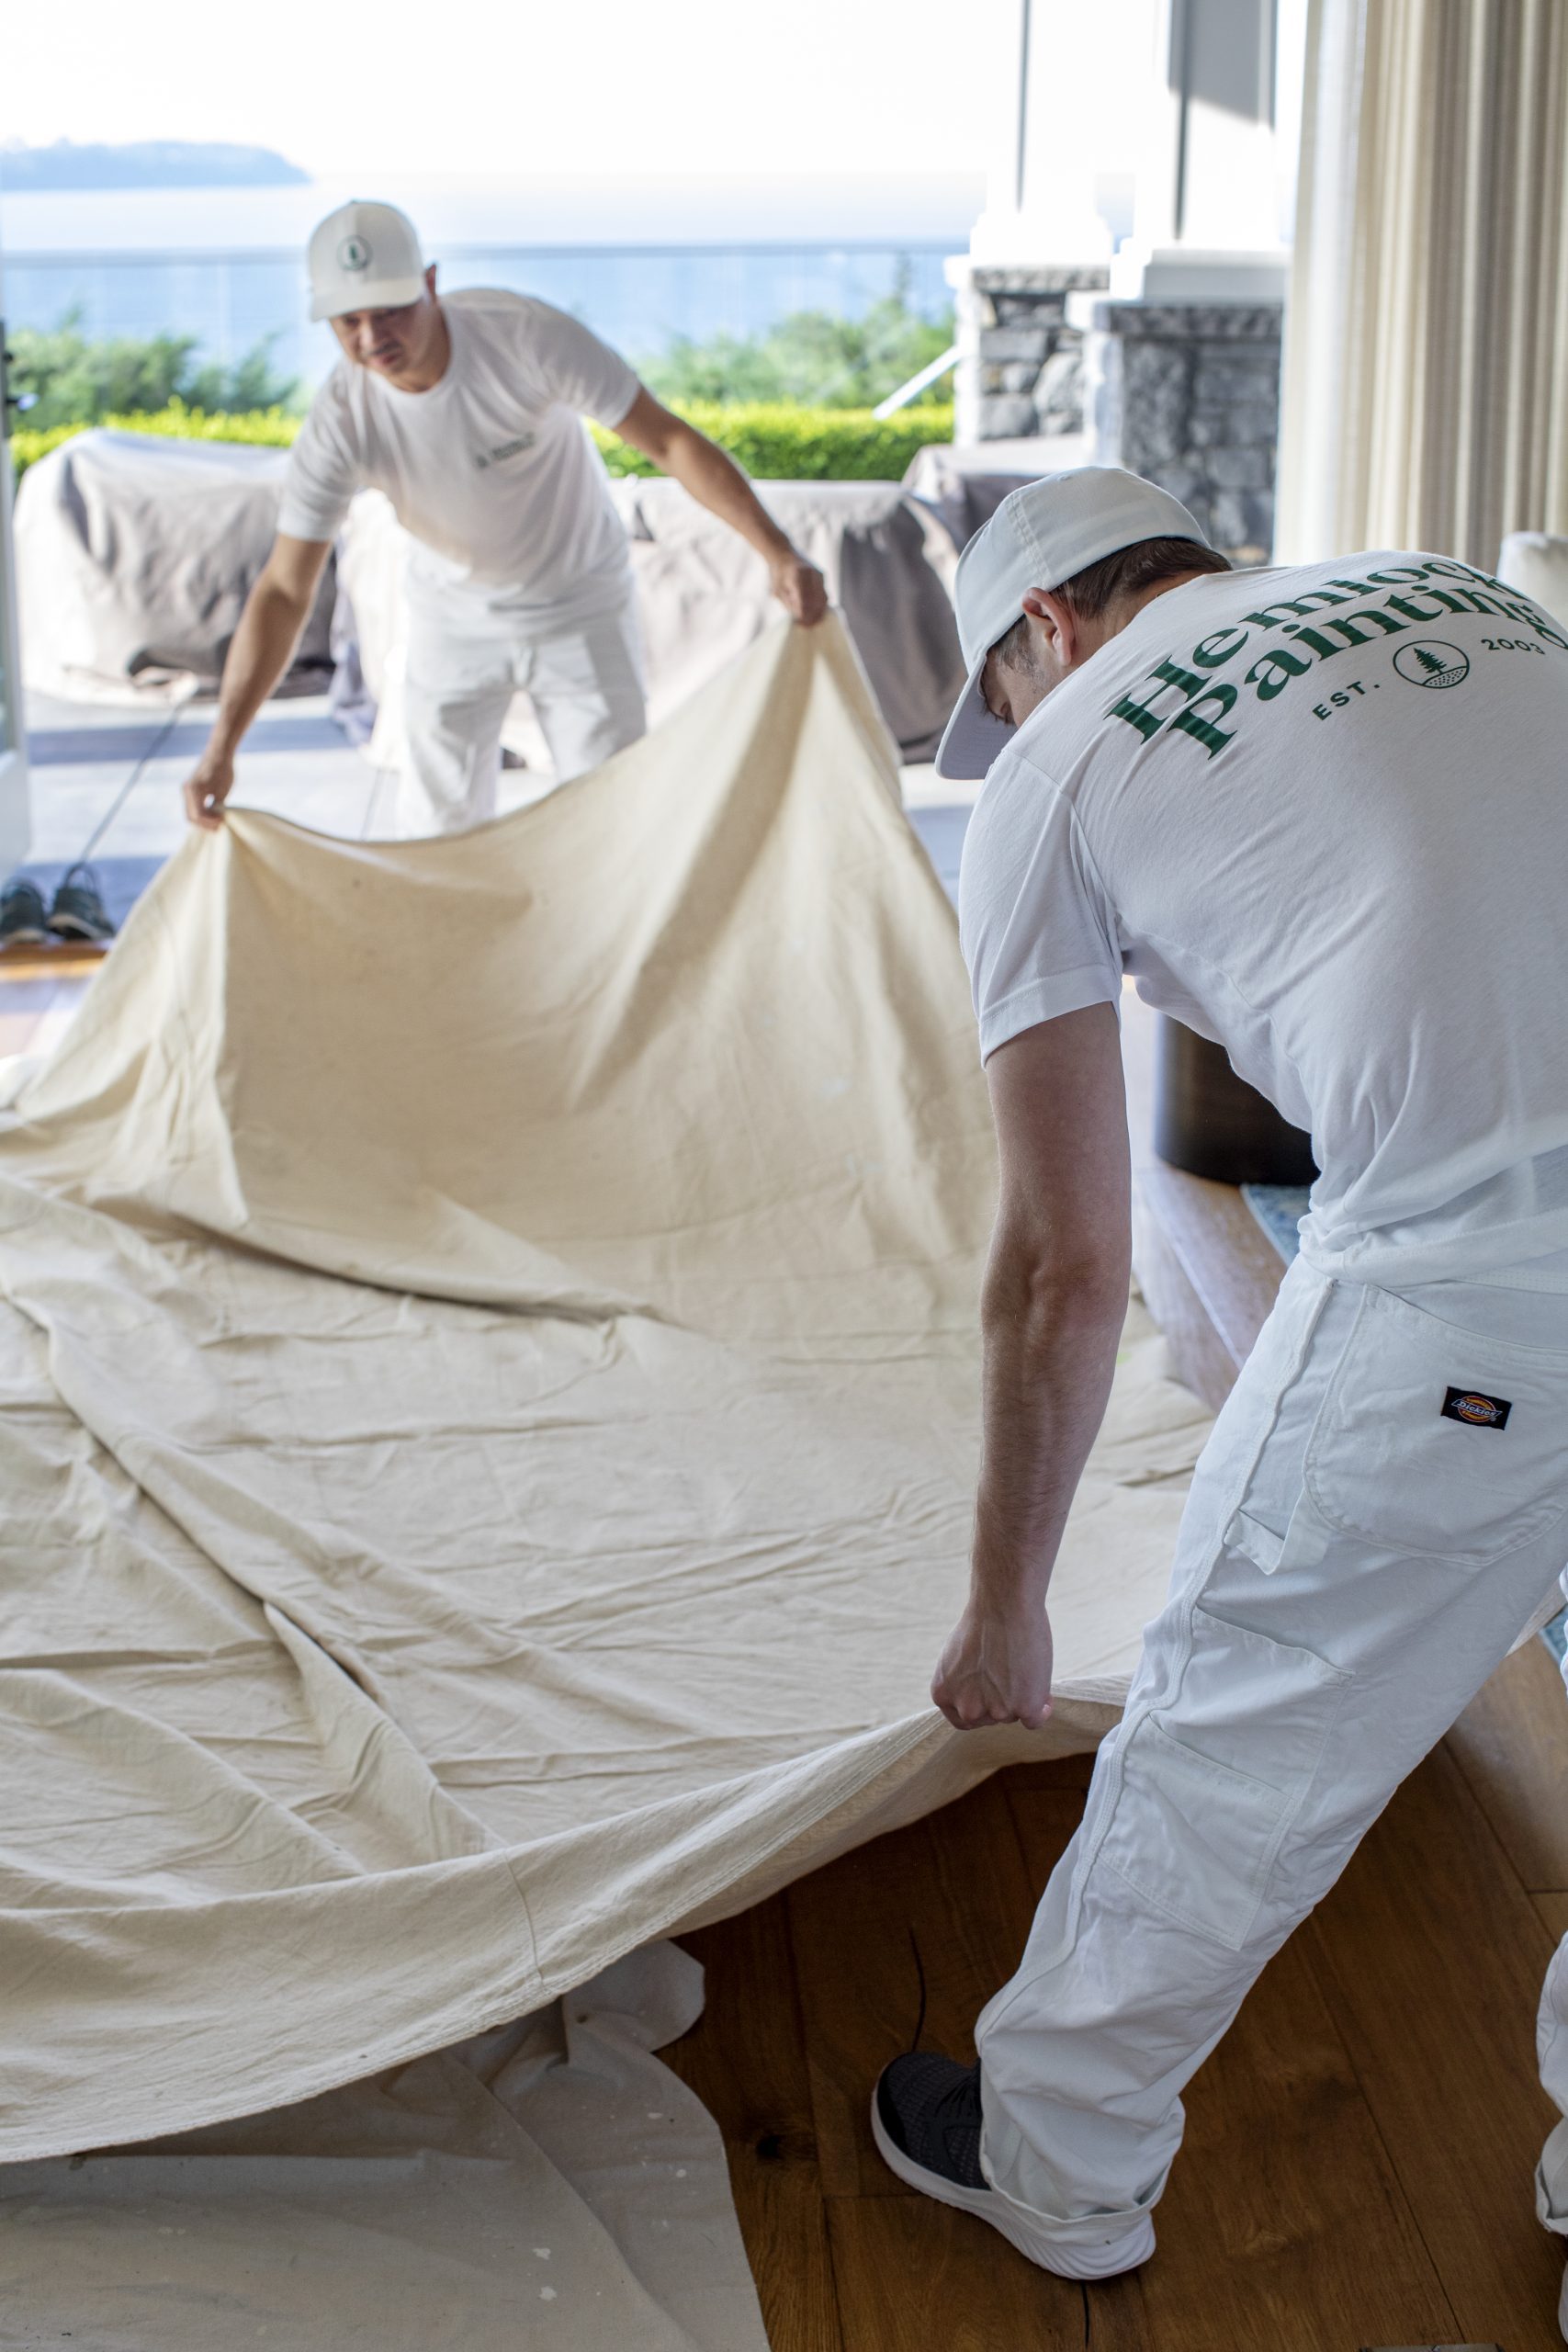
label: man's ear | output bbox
[1021,586,1079,673]
[424,263,439,299]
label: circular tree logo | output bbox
[337,235,373,273]
[1393,639,1470,688]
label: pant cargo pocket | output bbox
[1096,1603,1351,1951]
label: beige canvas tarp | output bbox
[0,616,1210,2167]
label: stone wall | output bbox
[1077,300,1282,564]
[949,262,1110,445]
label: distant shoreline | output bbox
[0,140,308,194]
[0,173,982,256]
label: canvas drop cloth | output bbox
[0,616,1209,2174]
[0,1941,770,2352]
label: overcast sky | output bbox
[6,0,1016,183]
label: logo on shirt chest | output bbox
[473,434,536,470]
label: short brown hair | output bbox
[1055,534,1230,620]
[987,536,1229,681]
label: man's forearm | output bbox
[971,1248,1128,1608]
[660,427,795,567]
[206,579,314,761]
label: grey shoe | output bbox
[47,865,116,943]
[0,876,50,946]
[870,2051,1156,2281]
[874,2053,987,2189]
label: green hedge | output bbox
[11,397,953,484]
[592,401,953,481]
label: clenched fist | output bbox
[931,1597,1055,1733]
[770,553,829,628]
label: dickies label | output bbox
[1441,1385,1512,1430]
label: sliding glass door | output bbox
[0,277,31,876]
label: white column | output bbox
[1110,0,1301,301]
[967,0,1152,267]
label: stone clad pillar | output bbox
[1077,300,1281,563]
[950,266,1108,447]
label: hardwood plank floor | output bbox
[1448,1635,1568,1894]
[1304,1744,1564,2348]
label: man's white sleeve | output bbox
[958,772,1122,1061]
[526,303,640,429]
[276,393,361,545]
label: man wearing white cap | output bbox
[870,467,1568,2312]
[183,200,827,834]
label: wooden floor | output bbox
[667,1147,1568,2351]
[671,1651,1568,2352]
[7,967,1568,2349]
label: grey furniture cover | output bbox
[335,472,966,768]
[14,428,335,704]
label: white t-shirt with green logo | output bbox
[958,550,1568,1282]
[278,288,639,628]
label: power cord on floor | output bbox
[67,704,185,871]
[905,1925,930,2052]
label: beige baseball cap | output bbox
[308,200,426,322]
[935,467,1211,779]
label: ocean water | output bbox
[3,244,956,395]
[0,176,974,396]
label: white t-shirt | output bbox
[277,288,639,628]
[959,549,1568,1282]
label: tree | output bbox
[642,277,954,411]
[7,313,299,431]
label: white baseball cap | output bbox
[934,466,1211,779]
[308,200,426,322]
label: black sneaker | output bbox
[47,865,116,944]
[870,2052,1156,2280]
[0,876,50,947]
[874,2053,987,2189]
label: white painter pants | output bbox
[397,586,647,837]
[976,1248,1568,2271]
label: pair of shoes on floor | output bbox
[0,865,116,947]
[872,2052,1155,2283]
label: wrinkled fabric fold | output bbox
[0,616,1210,2158]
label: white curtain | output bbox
[1277,0,1568,566]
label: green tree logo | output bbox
[1394,640,1471,688]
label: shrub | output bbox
[592,402,953,481]
[12,399,953,485]
[641,284,956,411]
